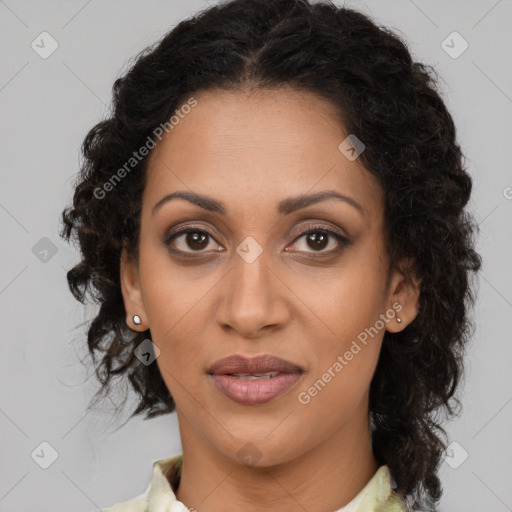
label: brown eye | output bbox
[184,231,209,251]
[164,224,350,257]
[305,232,329,251]
[289,226,350,254]
[165,227,221,253]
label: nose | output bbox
[215,242,290,338]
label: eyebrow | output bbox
[151,190,365,217]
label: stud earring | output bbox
[132,315,142,326]
[393,300,402,324]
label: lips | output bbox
[208,354,303,376]
[207,354,304,405]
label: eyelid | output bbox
[164,221,351,255]
[164,223,222,249]
[289,222,350,243]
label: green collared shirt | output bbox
[100,454,408,511]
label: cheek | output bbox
[298,332,383,428]
[149,309,206,370]
[138,242,210,342]
[145,285,210,402]
[302,250,387,403]
[309,255,388,347]
[152,325,206,410]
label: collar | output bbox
[147,454,407,512]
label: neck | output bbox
[174,409,379,512]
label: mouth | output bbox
[207,353,303,376]
[207,354,304,405]
[221,371,284,380]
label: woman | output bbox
[60,0,482,510]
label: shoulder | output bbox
[91,454,183,512]
[95,485,150,512]
[95,486,150,512]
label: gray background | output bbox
[0,0,511,511]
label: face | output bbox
[120,87,418,467]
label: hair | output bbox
[60,0,482,510]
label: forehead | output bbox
[143,87,383,223]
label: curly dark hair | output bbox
[60,0,482,510]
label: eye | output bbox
[165,225,222,254]
[288,225,350,254]
[164,223,350,256]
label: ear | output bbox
[385,258,421,333]
[119,247,148,331]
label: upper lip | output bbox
[208,354,303,375]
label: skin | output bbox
[120,87,420,512]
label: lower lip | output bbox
[209,372,302,405]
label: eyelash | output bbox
[164,223,350,257]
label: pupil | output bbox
[308,232,327,250]
[187,232,208,250]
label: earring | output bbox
[132,315,142,326]
[394,300,402,324]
